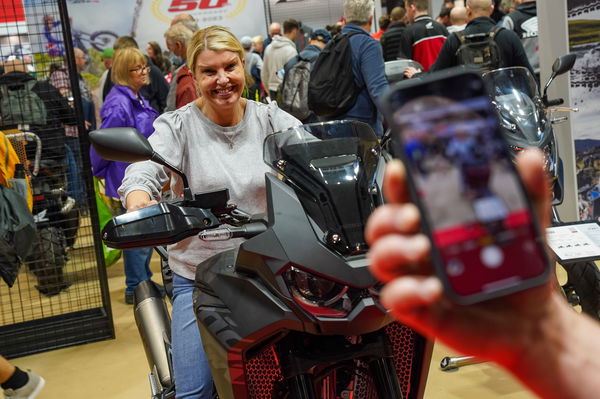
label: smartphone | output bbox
[381,68,551,304]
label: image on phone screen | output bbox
[386,71,548,301]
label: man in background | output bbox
[371,14,390,40]
[381,6,408,61]
[240,36,263,102]
[338,0,388,137]
[426,0,532,73]
[262,22,281,56]
[447,6,468,33]
[170,13,199,31]
[437,6,452,27]
[502,0,538,76]
[97,47,114,108]
[261,19,299,100]
[398,0,448,71]
[164,23,197,111]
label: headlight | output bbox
[283,267,361,318]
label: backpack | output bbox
[0,184,36,287]
[0,79,47,128]
[455,26,505,72]
[279,54,313,121]
[308,31,366,118]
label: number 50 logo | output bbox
[152,0,247,22]
[168,0,228,11]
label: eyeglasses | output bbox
[129,65,151,75]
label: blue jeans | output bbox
[123,247,153,294]
[172,273,214,398]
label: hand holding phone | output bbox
[379,68,551,304]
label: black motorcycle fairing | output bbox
[263,121,381,256]
[239,174,377,289]
[192,131,430,398]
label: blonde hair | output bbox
[187,25,252,87]
[111,47,148,87]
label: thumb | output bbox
[515,148,551,230]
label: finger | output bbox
[516,149,551,230]
[365,203,421,244]
[127,199,158,212]
[382,160,410,204]
[380,276,443,316]
[368,233,431,282]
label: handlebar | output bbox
[101,193,266,250]
[199,222,268,241]
[545,98,564,107]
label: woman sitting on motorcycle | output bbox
[118,26,300,398]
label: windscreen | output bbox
[483,67,551,148]
[264,120,380,255]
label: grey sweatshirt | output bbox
[118,100,300,280]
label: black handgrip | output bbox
[546,98,564,107]
[234,221,268,239]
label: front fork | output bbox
[287,374,316,399]
[286,358,402,399]
[370,357,404,399]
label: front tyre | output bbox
[563,261,600,320]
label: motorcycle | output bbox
[90,120,433,399]
[481,54,600,322]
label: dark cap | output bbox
[310,29,332,44]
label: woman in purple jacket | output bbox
[90,47,159,304]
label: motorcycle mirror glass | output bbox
[552,53,577,76]
[89,127,153,162]
[543,53,577,101]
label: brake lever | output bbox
[216,204,253,226]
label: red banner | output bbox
[0,0,25,23]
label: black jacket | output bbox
[380,22,406,62]
[429,17,533,75]
[0,71,77,160]
[103,56,169,113]
[503,2,539,73]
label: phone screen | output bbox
[385,70,549,302]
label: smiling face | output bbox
[193,49,245,112]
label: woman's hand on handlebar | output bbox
[125,190,158,212]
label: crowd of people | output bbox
[5,1,598,399]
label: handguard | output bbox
[102,202,220,249]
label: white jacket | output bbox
[261,35,298,92]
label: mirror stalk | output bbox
[150,152,193,201]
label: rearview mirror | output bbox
[89,127,193,200]
[543,53,577,103]
[89,128,153,163]
[552,53,577,76]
